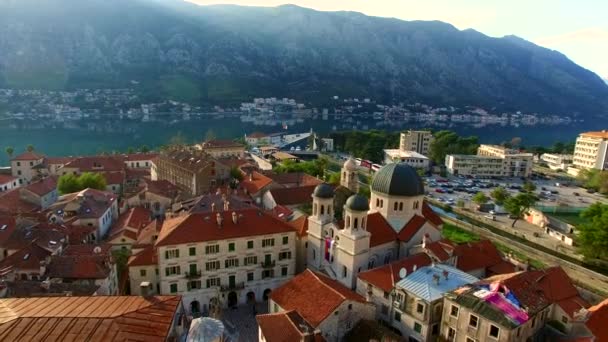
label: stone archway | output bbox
[263,288,272,301]
[246,291,256,304]
[228,291,238,308]
[190,300,201,315]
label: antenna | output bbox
[398,268,407,279]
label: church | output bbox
[307,159,443,289]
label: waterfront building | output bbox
[199,139,245,159]
[445,144,533,178]
[540,153,574,171]
[572,130,608,172]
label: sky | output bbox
[187,0,608,80]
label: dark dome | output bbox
[371,163,425,197]
[345,194,370,211]
[313,183,334,198]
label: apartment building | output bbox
[400,130,434,155]
[151,148,229,196]
[540,153,574,171]
[383,150,430,169]
[199,139,245,158]
[446,145,533,178]
[10,152,45,184]
[573,130,608,171]
[152,207,297,316]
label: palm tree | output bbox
[26,144,34,153]
[5,146,14,159]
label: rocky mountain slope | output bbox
[0,0,607,117]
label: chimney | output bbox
[211,203,215,212]
[422,235,427,248]
[216,213,223,227]
[433,274,440,285]
[40,280,51,291]
[413,264,417,272]
[140,282,150,297]
[231,211,238,224]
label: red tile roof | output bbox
[45,156,76,165]
[109,207,151,242]
[0,222,68,252]
[0,296,181,341]
[135,219,162,246]
[270,185,317,206]
[155,208,294,247]
[365,212,397,247]
[240,171,274,195]
[22,176,57,196]
[487,261,517,276]
[63,156,125,172]
[557,296,590,318]
[0,243,51,274]
[358,253,433,292]
[454,240,504,272]
[128,245,158,267]
[47,254,113,279]
[63,244,112,257]
[270,269,367,327]
[146,179,180,199]
[102,171,126,185]
[422,201,443,226]
[586,298,608,341]
[267,172,322,187]
[397,215,426,242]
[0,189,39,214]
[287,216,309,237]
[11,152,44,161]
[247,132,268,138]
[123,153,158,161]
[0,216,17,246]
[256,310,322,342]
[0,174,17,184]
[51,188,116,220]
[424,240,451,261]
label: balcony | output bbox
[220,282,245,292]
[184,270,202,279]
[260,260,276,268]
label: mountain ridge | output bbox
[0,0,606,117]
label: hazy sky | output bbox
[188,0,608,80]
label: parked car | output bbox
[435,188,445,193]
[587,189,596,194]
[573,192,580,196]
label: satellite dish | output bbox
[398,268,407,279]
[93,246,102,254]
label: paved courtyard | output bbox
[220,301,269,341]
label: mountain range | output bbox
[0,0,607,117]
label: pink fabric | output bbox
[485,292,529,324]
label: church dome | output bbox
[371,163,425,197]
[313,183,334,198]
[343,158,357,171]
[345,194,370,212]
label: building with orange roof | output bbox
[141,206,297,316]
[267,269,374,341]
[256,310,325,342]
[19,176,58,210]
[307,163,443,290]
[125,179,183,218]
[287,215,309,273]
[107,207,152,250]
[573,130,608,173]
[0,295,188,341]
[240,171,276,199]
[441,266,591,342]
[0,174,19,193]
[199,139,245,158]
[10,151,45,184]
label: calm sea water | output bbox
[0,114,599,165]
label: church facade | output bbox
[307,160,443,289]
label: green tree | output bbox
[57,174,81,194]
[428,130,479,164]
[139,145,150,153]
[127,147,135,154]
[416,168,426,177]
[230,166,244,181]
[504,193,537,227]
[578,203,608,259]
[552,142,565,153]
[490,187,510,205]
[456,199,465,208]
[327,172,341,185]
[522,181,536,193]
[26,144,34,152]
[77,172,107,191]
[5,146,14,158]
[472,192,489,205]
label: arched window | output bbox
[413,201,416,210]
[343,172,346,179]
[362,217,366,229]
[399,202,403,211]
[313,204,318,215]
[342,266,347,278]
[376,199,380,207]
[321,205,325,215]
[394,202,398,211]
[380,199,384,208]
[415,201,420,209]
[346,216,351,228]
[354,218,358,229]
[384,252,392,264]
[313,249,316,260]
[368,258,376,270]
[328,205,332,216]
[330,229,334,238]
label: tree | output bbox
[127,147,135,154]
[327,172,341,185]
[26,144,34,152]
[522,181,536,193]
[456,199,465,208]
[57,174,81,194]
[472,192,489,205]
[490,187,510,205]
[139,145,150,153]
[77,172,107,191]
[552,142,565,154]
[4,146,14,158]
[504,193,537,227]
[428,130,479,164]
[416,168,426,177]
[578,203,608,259]
[230,166,244,181]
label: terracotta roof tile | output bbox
[256,310,316,342]
[0,216,17,245]
[63,156,125,172]
[128,245,158,267]
[270,269,367,327]
[63,244,112,257]
[109,207,152,241]
[365,212,397,247]
[51,188,116,220]
[11,152,44,161]
[422,201,443,226]
[155,208,294,247]
[145,179,181,199]
[0,174,17,184]
[586,298,608,341]
[22,176,57,196]
[47,254,112,280]
[0,243,51,275]
[267,172,322,187]
[0,296,181,341]
[397,215,426,242]
[270,185,317,206]
[240,172,274,195]
[102,172,125,185]
[424,240,451,261]
[487,261,517,276]
[358,253,432,292]
[0,189,39,214]
[454,240,504,272]
[287,216,309,237]
[123,153,158,161]
[557,296,590,318]
[45,156,76,165]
